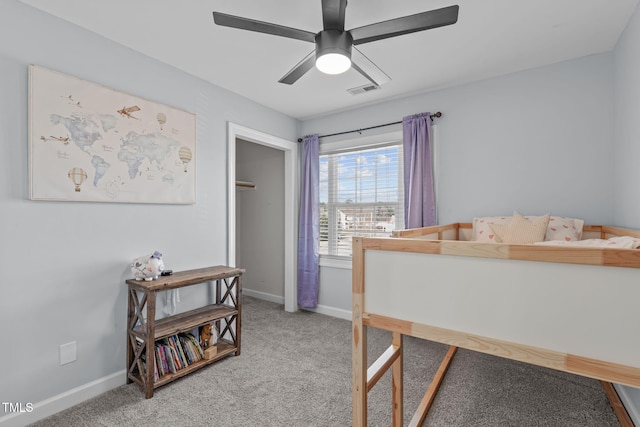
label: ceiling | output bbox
[20,0,639,120]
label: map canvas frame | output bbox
[29,65,196,204]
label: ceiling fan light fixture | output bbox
[315,30,353,75]
[316,53,351,75]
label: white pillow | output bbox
[545,216,584,242]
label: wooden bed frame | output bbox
[352,223,640,426]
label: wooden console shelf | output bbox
[126,265,243,398]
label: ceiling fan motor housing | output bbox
[315,30,353,74]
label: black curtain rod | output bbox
[297,111,442,142]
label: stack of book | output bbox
[152,332,205,381]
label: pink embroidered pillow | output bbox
[489,213,550,244]
[545,216,584,242]
[472,216,511,242]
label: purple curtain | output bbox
[297,134,320,308]
[403,113,436,229]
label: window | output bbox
[320,142,404,257]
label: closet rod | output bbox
[297,111,441,142]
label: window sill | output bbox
[319,256,352,270]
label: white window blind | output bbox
[320,143,404,257]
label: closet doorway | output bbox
[227,123,297,312]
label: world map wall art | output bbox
[28,65,196,204]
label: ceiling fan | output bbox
[212,1,459,86]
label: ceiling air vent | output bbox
[347,83,381,96]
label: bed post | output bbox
[353,237,367,426]
[391,331,403,426]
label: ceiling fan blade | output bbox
[350,5,459,45]
[322,0,347,30]
[278,50,316,85]
[351,47,391,87]
[213,12,316,43]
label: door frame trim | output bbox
[227,122,298,312]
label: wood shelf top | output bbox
[126,265,244,291]
[132,304,238,339]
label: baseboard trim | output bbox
[243,289,353,320]
[243,288,284,305]
[0,370,125,427]
[614,384,640,426]
[302,304,352,321]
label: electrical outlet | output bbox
[59,341,77,365]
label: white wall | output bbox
[614,0,640,227]
[0,0,298,422]
[303,53,615,224]
[302,52,615,314]
[612,2,640,423]
[236,139,285,301]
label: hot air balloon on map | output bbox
[157,113,167,130]
[178,146,192,172]
[68,167,88,192]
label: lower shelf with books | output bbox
[153,341,236,387]
[128,324,239,392]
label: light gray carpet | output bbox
[31,296,620,426]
